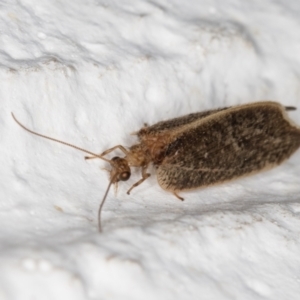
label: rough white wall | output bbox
[1,0,300,299]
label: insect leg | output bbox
[173,191,184,201]
[285,106,296,111]
[85,145,129,160]
[127,165,150,195]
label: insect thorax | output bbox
[127,134,173,167]
[126,144,151,167]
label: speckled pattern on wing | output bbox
[137,107,229,138]
[156,103,300,191]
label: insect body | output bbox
[12,101,300,231]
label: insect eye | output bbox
[119,171,130,181]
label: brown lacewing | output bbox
[12,101,300,231]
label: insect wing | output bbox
[156,102,300,191]
[137,107,230,139]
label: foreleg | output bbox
[127,165,150,195]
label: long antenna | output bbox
[98,174,117,232]
[11,112,110,162]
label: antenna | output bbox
[11,113,110,162]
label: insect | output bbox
[12,101,300,231]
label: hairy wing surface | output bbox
[156,103,300,190]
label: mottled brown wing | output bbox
[137,107,229,139]
[156,103,300,191]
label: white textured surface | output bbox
[1,0,300,299]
